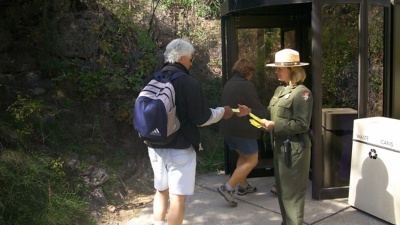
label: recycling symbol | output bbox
[369,149,378,159]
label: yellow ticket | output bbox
[249,113,263,122]
[249,119,263,128]
[232,108,240,113]
[249,113,268,129]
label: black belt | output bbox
[274,132,307,141]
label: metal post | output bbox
[358,0,368,118]
[383,6,391,117]
[391,0,400,119]
[221,17,227,84]
[311,0,323,200]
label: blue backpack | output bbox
[133,71,187,144]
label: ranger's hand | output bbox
[237,104,251,117]
[261,119,274,130]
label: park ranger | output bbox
[262,48,313,225]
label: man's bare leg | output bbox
[167,194,186,225]
[153,189,169,222]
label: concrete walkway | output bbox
[126,172,391,225]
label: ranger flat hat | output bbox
[266,48,309,67]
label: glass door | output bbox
[233,25,311,176]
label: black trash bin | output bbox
[322,108,358,188]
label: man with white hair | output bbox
[141,38,249,225]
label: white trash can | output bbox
[348,117,400,224]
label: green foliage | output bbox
[114,98,136,123]
[41,0,159,103]
[321,4,384,115]
[197,127,225,174]
[75,70,107,102]
[137,29,157,52]
[37,118,77,152]
[195,0,224,19]
[160,0,186,8]
[96,0,140,27]
[367,6,384,116]
[160,0,223,19]
[105,68,131,91]
[39,58,70,78]
[6,95,43,140]
[0,150,90,225]
[7,95,43,123]
[0,114,21,148]
[130,55,158,92]
[202,77,223,108]
[322,4,359,108]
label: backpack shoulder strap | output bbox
[153,71,162,80]
[170,71,187,81]
[154,71,187,82]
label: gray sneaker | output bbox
[217,185,237,207]
[270,184,278,195]
[237,183,257,196]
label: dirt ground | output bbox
[99,195,153,224]
[98,174,155,225]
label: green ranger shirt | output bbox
[268,84,313,139]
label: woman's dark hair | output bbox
[232,58,255,80]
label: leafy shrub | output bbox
[3,95,44,148]
[197,127,225,174]
[0,150,90,225]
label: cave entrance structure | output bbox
[220,0,400,200]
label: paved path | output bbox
[127,172,391,225]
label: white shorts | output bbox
[148,146,196,195]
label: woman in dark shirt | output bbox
[217,58,268,207]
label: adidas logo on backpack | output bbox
[150,128,161,136]
[133,71,187,144]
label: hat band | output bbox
[274,61,301,66]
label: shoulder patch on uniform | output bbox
[301,90,311,101]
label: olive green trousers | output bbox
[274,137,311,225]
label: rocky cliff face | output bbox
[0,0,153,221]
[1,0,91,70]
